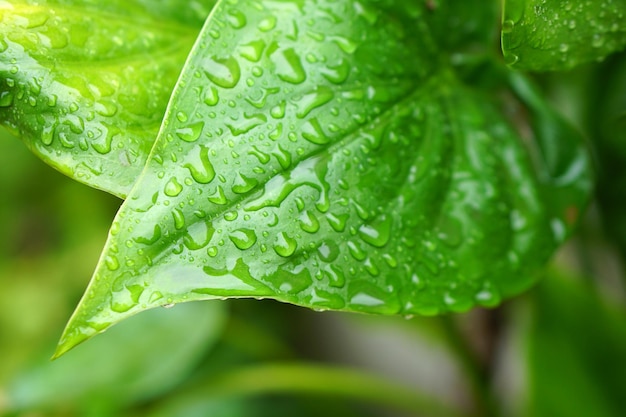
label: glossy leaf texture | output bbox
[502,0,626,71]
[0,0,216,197]
[55,0,592,356]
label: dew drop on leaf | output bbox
[203,55,241,89]
[229,228,257,250]
[274,48,307,84]
[273,232,297,257]
[164,177,183,197]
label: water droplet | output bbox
[502,19,515,33]
[475,283,501,307]
[301,118,329,145]
[317,240,339,262]
[270,101,286,119]
[258,15,277,32]
[134,225,162,245]
[274,48,307,84]
[358,215,391,247]
[326,212,349,232]
[321,59,351,84]
[347,241,366,261]
[207,246,218,257]
[175,121,204,142]
[274,232,297,257]
[226,9,247,28]
[184,146,215,184]
[249,146,271,164]
[364,258,379,276]
[350,291,385,308]
[226,113,267,135]
[240,39,266,62]
[203,55,241,88]
[105,255,120,271]
[164,177,183,197]
[232,173,259,194]
[230,228,257,250]
[330,35,358,54]
[183,221,213,250]
[504,52,519,66]
[208,186,228,205]
[204,86,219,106]
[172,209,186,229]
[0,91,13,107]
[295,86,334,118]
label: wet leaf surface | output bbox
[502,0,626,71]
[0,0,215,197]
[54,0,592,356]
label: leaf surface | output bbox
[0,0,215,197]
[502,0,626,71]
[56,0,592,355]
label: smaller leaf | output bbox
[0,0,215,197]
[501,0,626,71]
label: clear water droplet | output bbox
[240,39,266,62]
[172,209,186,229]
[274,232,297,257]
[230,228,257,250]
[358,215,391,247]
[203,56,241,88]
[176,121,204,142]
[184,146,215,184]
[274,48,307,84]
[164,177,183,197]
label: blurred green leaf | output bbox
[502,0,626,71]
[54,0,592,356]
[4,301,226,414]
[593,54,626,262]
[425,0,499,53]
[525,271,626,417]
[0,0,215,197]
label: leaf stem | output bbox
[160,362,466,417]
[439,315,498,417]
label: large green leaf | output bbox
[55,0,592,356]
[0,0,215,197]
[502,0,626,71]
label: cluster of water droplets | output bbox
[502,0,626,69]
[0,2,199,195]
[62,0,568,335]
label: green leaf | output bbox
[524,271,626,417]
[0,0,215,197]
[425,0,499,53]
[55,0,592,356]
[594,55,626,262]
[502,0,626,71]
[6,302,226,413]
